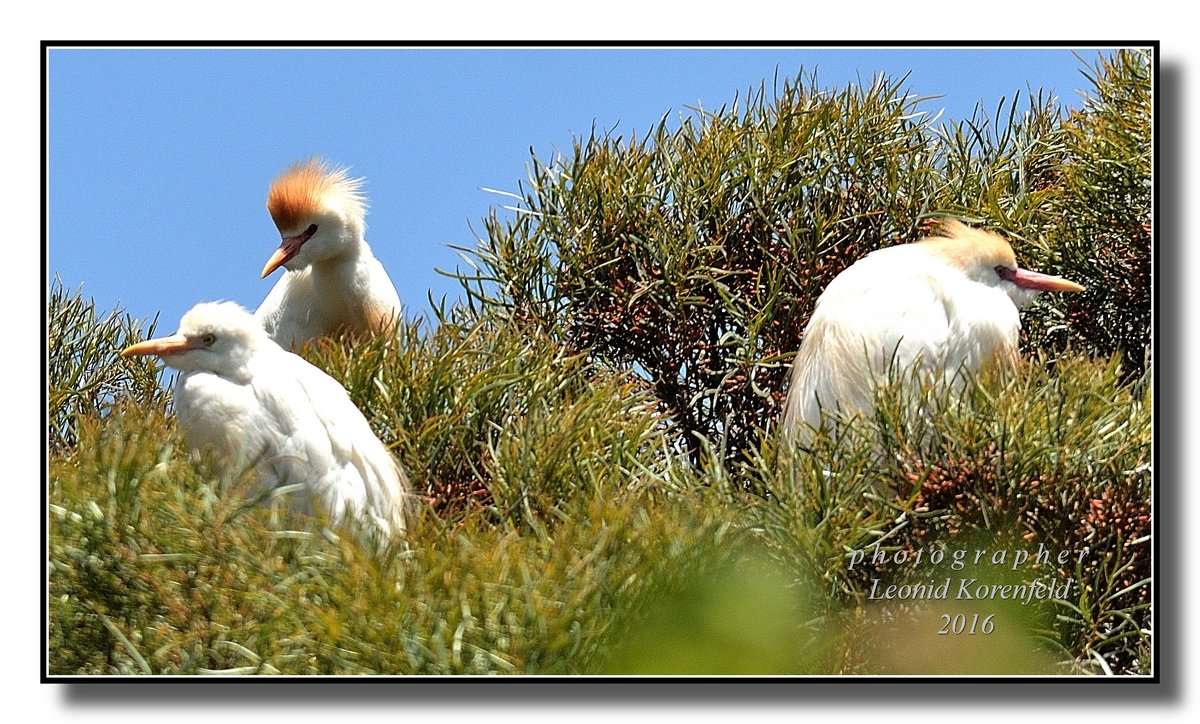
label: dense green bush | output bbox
[741,354,1150,674]
[458,70,943,466]
[307,315,686,525]
[48,49,1152,676]
[47,279,167,453]
[457,50,1152,465]
[49,310,743,675]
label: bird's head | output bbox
[260,158,367,278]
[121,301,269,380]
[922,219,1085,309]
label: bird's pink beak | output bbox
[121,334,199,358]
[260,225,318,278]
[260,236,304,279]
[1006,267,1086,293]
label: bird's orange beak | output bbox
[1009,267,1086,293]
[261,224,318,278]
[121,334,197,358]
[260,237,303,278]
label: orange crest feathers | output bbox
[266,158,366,233]
[920,218,1018,271]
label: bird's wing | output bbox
[784,266,955,431]
[351,254,404,334]
[254,277,288,335]
[365,255,403,312]
[254,270,315,348]
[255,350,409,537]
[174,371,281,475]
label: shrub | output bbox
[49,49,1152,676]
[47,278,167,453]
[456,51,1152,470]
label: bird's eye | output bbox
[201,333,216,346]
[303,224,318,239]
[995,265,1015,282]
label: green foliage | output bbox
[595,545,831,675]
[49,292,745,675]
[47,278,167,452]
[301,315,686,526]
[49,321,741,675]
[457,71,944,466]
[456,51,1152,468]
[49,50,1152,676]
[734,353,1149,674]
[1036,49,1153,375]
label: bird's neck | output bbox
[310,234,367,277]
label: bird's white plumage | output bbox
[781,221,1083,441]
[255,159,403,349]
[126,301,410,540]
[256,253,402,349]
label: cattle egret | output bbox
[255,158,403,348]
[122,301,411,540]
[781,219,1085,441]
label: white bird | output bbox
[255,158,403,349]
[781,219,1085,441]
[122,301,411,540]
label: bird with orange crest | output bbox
[781,219,1085,443]
[256,158,403,348]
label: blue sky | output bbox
[48,45,1115,334]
